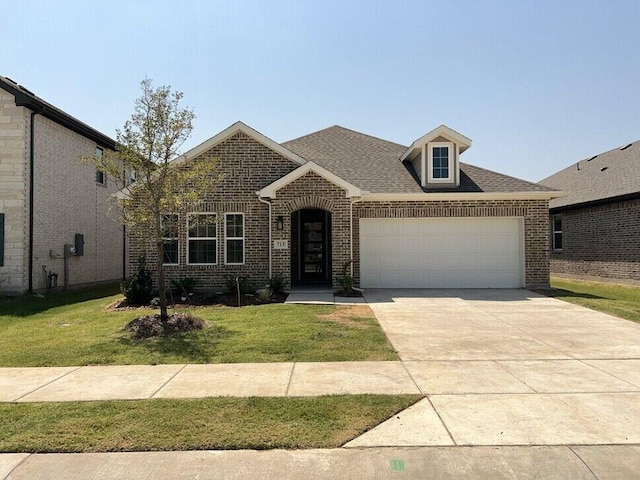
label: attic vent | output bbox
[600,167,608,172]
[587,155,598,161]
[621,143,633,151]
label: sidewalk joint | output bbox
[285,362,296,396]
[149,364,188,399]
[12,366,83,402]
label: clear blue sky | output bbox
[2,0,639,181]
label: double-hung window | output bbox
[427,142,454,183]
[225,213,244,265]
[95,147,106,185]
[188,213,217,264]
[162,214,179,265]
[552,214,563,251]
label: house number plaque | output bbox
[274,240,288,250]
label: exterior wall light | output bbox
[276,216,284,231]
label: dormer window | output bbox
[428,142,453,183]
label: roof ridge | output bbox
[283,124,407,149]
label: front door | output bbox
[299,209,330,284]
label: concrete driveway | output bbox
[348,289,640,448]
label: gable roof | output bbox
[400,124,472,161]
[284,125,558,196]
[258,161,362,198]
[540,140,640,209]
[176,121,307,167]
[0,75,115,149]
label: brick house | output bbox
[127,121,560,291]
[540,140,640,282]
[0,76,124,295]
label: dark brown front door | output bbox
[299,209,331,284]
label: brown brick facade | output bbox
[550,198,640,282]
[128,133,551,292]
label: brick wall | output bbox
[0,90,27,294]
[551,198,640,281]
[128,132,299,291]
[353,199,550,289]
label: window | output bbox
[95,147,106,185]
[187,213,217,264]
[225,213,244,265]
[427,142,454,183]
[552,214,563,250]
[162,214,179,264]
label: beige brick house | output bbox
[0,76,124,295]
[128,121,561,291]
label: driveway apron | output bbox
[354,289,640,447]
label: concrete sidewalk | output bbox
[2,446,640,479]
[0,361,419,402]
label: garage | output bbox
[359,217,523,288]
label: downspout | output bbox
[257,195,272,278]
[349,196,363,277]
[27,108,43,293]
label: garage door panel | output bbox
[360,218,523,289]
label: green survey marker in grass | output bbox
[546,277,640,324]
[0,285,398,366]
[0,395,421,452]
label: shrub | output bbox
[336,261,354,295]
[171,277,197,295]
[223,274,255,295]
[255,287,273,303]
[268,273,286,294]
[121,255,153,305]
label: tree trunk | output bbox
[156,239,169,325]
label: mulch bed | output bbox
[108,292,288,311]
[127,313,206,339]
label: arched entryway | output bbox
[291,208,332,286]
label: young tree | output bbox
[86,79,219,324]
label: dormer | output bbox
[400,125,472,188]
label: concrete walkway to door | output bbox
[346,289,640,448]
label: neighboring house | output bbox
[540,141,640,282]
[127,121,560,291]
[0,76,124,295]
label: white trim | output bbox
[420,146,426,188]
[224,212,245,265]
[174,121,307,168]
[186,212,218,265]
[361,191,566,201]
[427,142,454,183]
[161,213,180,266]
[400,124,472,162]
[257,161,362,199]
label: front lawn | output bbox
[0,287,397,366]
[0,395,420,452]
[543,277,640,324]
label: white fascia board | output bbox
[361,191,566,202]
[400,124,473,162]
[172,121,307,167]
[258,161,362,199]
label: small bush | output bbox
[336,261,354,295]
[224,275,255,295]
[127,313,205,339]
[171,277,197,295]
[268,273,286,294]
[255,287,273,303]
[121,255,153,305]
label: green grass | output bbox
[0,395,420,452]
[0,287,397,366]
[544,277,640,323]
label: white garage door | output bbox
[360,217,523,288]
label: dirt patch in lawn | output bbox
[319,305,375,328]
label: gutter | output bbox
[550,191,640,214]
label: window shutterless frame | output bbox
[224,213,245,265]
[552,214,563,251]
[426,142,454,183]
[95,147,106,186]
[161,214,180,265]
[187,213,217,265]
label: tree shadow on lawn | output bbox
[0,283,121,317]
[118,324,236,364]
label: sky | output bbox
[2,0,639,182]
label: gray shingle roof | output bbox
[284,125,555,194]
[540,140,640,209]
